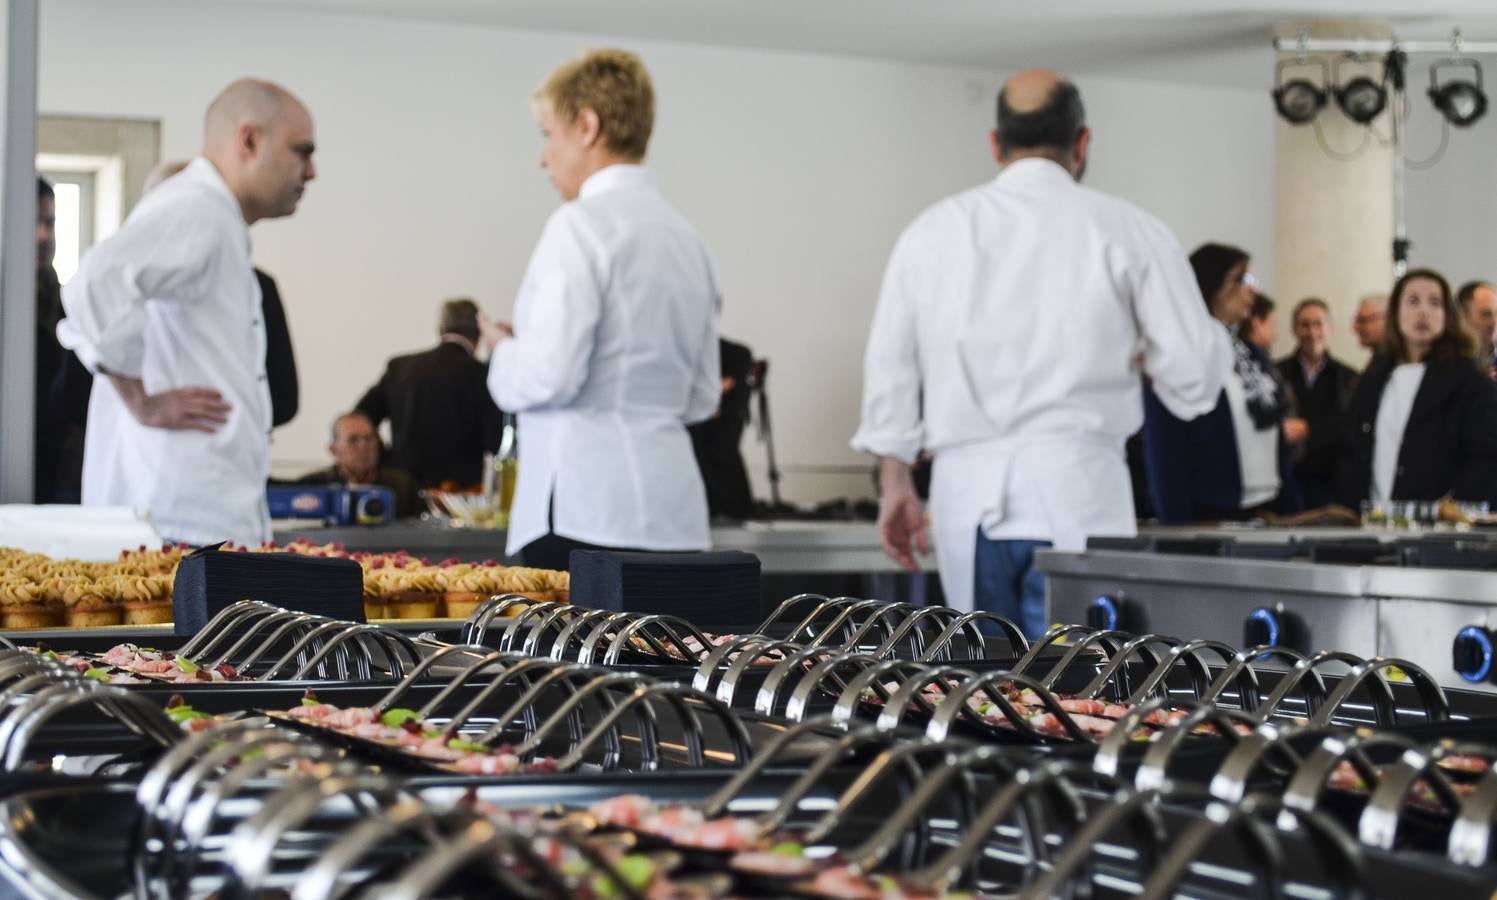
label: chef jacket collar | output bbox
[186,156,253,251]
[994,155,1076,187]
[579,163,656,200]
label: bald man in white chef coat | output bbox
[57,78,317,545]
[852,69,1230,637]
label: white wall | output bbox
[38,0,1274,504]
[1404,64,1497,295]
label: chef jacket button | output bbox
[1397,466,1405,476]
[258,374,267,381]
[251,318,261,326]
[1361,422,1371,433]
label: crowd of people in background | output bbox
[1136,256,1497,524]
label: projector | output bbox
[267,484,395,526]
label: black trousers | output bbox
[519,532,647,570]
[519,497,646,569]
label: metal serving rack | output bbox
[2,707,1491,898]
[0,591,1494,897]
[266,645,755,775]
[458,593,1029,669]
[10,600,424,683]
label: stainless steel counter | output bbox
[1036,548,1497,693]
[1035,549,1367,597]
[272,519,924,574]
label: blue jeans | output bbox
[972,531,1051,640]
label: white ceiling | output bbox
[208,0,1497,88]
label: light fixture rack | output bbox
[1273,29,1496,276]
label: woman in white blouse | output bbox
[481,49,721,570]
[1337,269,1497,508]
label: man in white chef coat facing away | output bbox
[57,78,317,546]
[852,69,1230,637]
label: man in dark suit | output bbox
[33,177,82,503]
[689,338,756,519]
[1276,298,1358,508]
[296,411,419,518]
[356,299,502,489]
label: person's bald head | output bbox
[1354,293,1387,351]
[992,69,1090,180]
[200,78,316,225]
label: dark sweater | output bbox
[1142,342,1301,523]
[1334,354,1497,506]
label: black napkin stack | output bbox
[172,544,365,635]
[567,550,762,634]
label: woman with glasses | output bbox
[1141,243,1304,523]
[1336,268,1497,509]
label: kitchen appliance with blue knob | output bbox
[1452,625,1495,684]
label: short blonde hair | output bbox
[536,49,655,160]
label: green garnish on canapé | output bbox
[380,708,422,728]
[769,841,805,856]
[165,704,211,725]
[591,855,657,897]
[174,656,200,673]
[446,738,487,753]
[82,668,110,683]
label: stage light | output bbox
[1272,58,1328,124]
[1335,73,1388,124]
[1429,58,1488,127]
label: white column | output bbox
[1273,22,1395,368]
[0,0,37,502]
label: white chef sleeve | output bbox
[56,197,219,378]
[1130,215,1231,421]
[489,206,603,412]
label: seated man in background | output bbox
[297,412,419,518]
[357,298,502,489]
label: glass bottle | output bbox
[495,413,518,529]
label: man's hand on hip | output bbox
[877,456,929,573]
[104,372,231,433]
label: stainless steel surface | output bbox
[0,1,39,504]
[1037,549,1367,596]
[1039,556,1378,663]
[1367,566,1497,607]
[1378,598,1497,693]
[1038,547,1497,694]
[710,522,928,573]
[273,519,925,573]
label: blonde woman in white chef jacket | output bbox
[481,49,721,570]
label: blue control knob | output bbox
[1244,607,1281,648]
[1453,626,1495,684]
[1087,595,1119,631]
